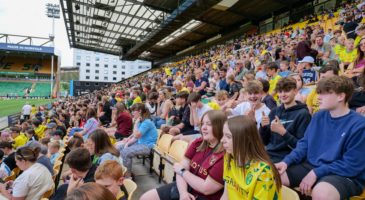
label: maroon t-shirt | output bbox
[116,112,132,136]
[184,138,224,200]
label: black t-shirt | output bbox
[349,90,365,110]
[102,102,112,121]
[4,152,16,171]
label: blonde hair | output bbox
[95,160,124,181]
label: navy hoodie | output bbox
[283,110,365,189]
[259,101,311,162]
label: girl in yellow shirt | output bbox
[221,116,282,200]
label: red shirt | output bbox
[116,112,133,136]
[184,138,224,200]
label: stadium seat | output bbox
[41,183,55,199]
[56,153,64,162]
[124,179,137,200]
[152,134,173,183]
[282,186,300,200]
[52,169,59,181]
[162,140,189,183]
[53,160,62,172]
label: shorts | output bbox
[156,182,179,200]
[286,162,363,199]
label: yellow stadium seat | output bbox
[56,153,64,162]
[152,134,173,182]
[42,184,55,199]
[53,160,62,172]
[163,140,189,183]
[52,169,59,181]
[124,179,137,200]
[282,186,299,200]
[350,189,365,200]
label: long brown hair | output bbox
[355,37,365,67]
[65,182,116,200]
[226,116,281,189]
[115,102,127,117]
[197,110,227,153]
[130,103,150,121]
[88,129,120,157]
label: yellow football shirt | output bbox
[13,134,28,148]
[223,155,282,200]
[132,96,142,105]
[306,88,319,114]
[269,75,282,101]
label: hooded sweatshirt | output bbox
[259,101,311,162]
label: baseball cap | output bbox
[298,56,314,64]
[46,122,57,129]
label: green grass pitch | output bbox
[0,99,55,117]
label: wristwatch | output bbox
[178,168,186,176]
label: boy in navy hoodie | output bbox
[260,77,312,163]
[276,76,365,199]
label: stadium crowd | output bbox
[0,0,365,199]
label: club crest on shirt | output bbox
[209,155,217,166]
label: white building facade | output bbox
[74,49,151,82]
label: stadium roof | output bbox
[61,0,311,64]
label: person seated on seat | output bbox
[65,182,116,200]
[25,128,38,142]
[0,141,16,171]
[10,126,28,149]
[52,148,97,200]
[260,77,312,163]
[74,108,99,140]
[115,103,158,178]
[0,146,53,200]
[140,110,227,200]
[48,141,60,166]
[221,115,282,199]
[275,76,365,199]
[0,150,10,179]
[67,135,84,150]
[85,129,121,165]
[95,160,128,200]
[25,141,53,175]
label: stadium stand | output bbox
[3,0,365,200]
[0,82,32,96]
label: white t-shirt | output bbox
[12,163,53,200]
[194,104,212,130]
[231,102,271,129]
[22,105,32,115]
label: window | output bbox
[95,63,99,67]
[95,70,99,73]
[122,72,125,75]
[113,71,117,75]
[85,76,90,80]
[86,69,90,73]
[76,55,81,60]
[113,77,117,81]
[138,66,142,69]
[104,71,108,75]
[76,62,81,66]
[86,56,91,61]
[122,65,125,69]
[104,57,109,62]
[85,82,90,86]
[104,77,108,81]
[113,65,117,68]
[104,64,108,68]
[95,82,99,86]
[96,57,100,61]
[95,76,99,80]
[86,63,90,67]
[113,58,117,62]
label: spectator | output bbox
[0,150,10,179]
[141,110,227,200]
[113,103,133,140]
[296,33,318,60]
[48,141,60,166]
[275,76,365,199]
[259,79,277,110]
[86,129,121,165]
[266,62,282,101]
[299,56,317,85]
[344,37,365,77]
[32,119,46,139]
[278,60,291,77]
[10,126,28,149]
[218,68,229,92]
[0,141,16,170]
[260,77,311,163]
[65,182,116,200]
[339,38,357,68]
[0,146,53,200]
[52,148,97,200]
[74,108,99,140]
[153,90,173,128]
[193,68,209,95]
[116,103,158,177]
[25,128,38,141]
[226,74,242,100]
[227,81,270,128]
[94,160,128,200]
[221,115,281,199]
[145,92,159,117]
[290,73,312,103]
[25,141,53,175]
[99,96,112,125]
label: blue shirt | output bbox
[137,119,158,148]
[278,70,291,78]
[195,77,209,95]
[283,110,365,188]
[302,69,317,84]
